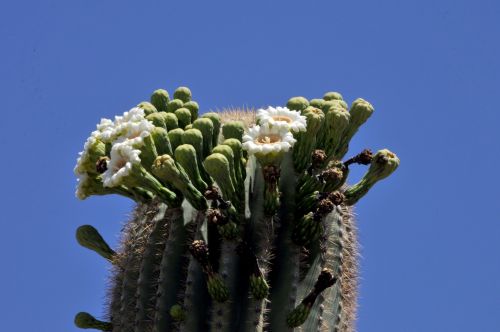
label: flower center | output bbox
[256,134,281,144]
[272,115,292,123]
[113,159,127,171]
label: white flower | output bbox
[114,107,145,125]
[242,124,296,155]
[102,142,142,187]
[113,119,155,146]
[256,106,307,133]
[91,118,115,142]
[91,107,152,144]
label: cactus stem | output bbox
[133,203,170,332]
[262,164,280,216]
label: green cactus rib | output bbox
[74,88,399,332]
[111,202,164,332]
[152,206,192,332]
[242,159,273,332]
[179,211,211,332]
[133,203,168,332]
[321,206,347,332]
[269,152,301,332]
[210,240,241,332]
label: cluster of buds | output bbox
[73,87,401,331]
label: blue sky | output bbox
[1,0,499,331]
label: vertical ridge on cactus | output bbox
[73,86,399,331]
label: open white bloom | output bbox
[256,106,307,133]
[91,108,152,144]
[242,123,296,156]
[90,118,115,142]
[102,142,142,187]
[114,107,145,125]
[113,119,155,146]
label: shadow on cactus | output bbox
[73,87,399,331]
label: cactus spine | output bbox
[74,87,399,331]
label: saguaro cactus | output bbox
[74,86,399,331]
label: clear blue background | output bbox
[1,0,499,331]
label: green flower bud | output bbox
[173,86,192,103]
[336,98,374,159]
[322,99,348,113]
[168,128,184,152]
[145,112,166,129]
[163,112,179,131]
[344,149,400,205]
[76,225,115,261]
[292,213,322,246]
[202,112,221,147]
[204,153,236,203]
[218,220,239,240]
[323,91,343,101]
[207,274,230,303]
[222,138,245,186]
[152,154,207,210]
[182,128,203,155]
[222,120,245,142]
[212,145,237,187]
[308,98,325,110]
[192,118,214,158]
[167,99,184,113]
[174,144,208,192]
[183,101,200,120]
[286,303,310,328]
[138,135,158,172]
[150,89,170,113]
[174,107,192,128]
[184,124,193,130]
[150,127,173,157]
[74,312,112,331]
[324,107,350,159]
[137,101,158,116]
[286,96,309,111]
[293,108,325,172]
[169,304,186,322]
[249,274,269,300]
[182,128,211,185]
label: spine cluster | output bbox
[73,87,399,331]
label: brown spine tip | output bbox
[204,186,221,200]
[318,168,343,183]
[207,208,228,226]
[344,148,373,167]
[313,199,335,221]
[327,191,345,205]
[311,149,327,168]
[189,240,210,272]
[263,165,281,184]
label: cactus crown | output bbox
[74,87,399,331]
